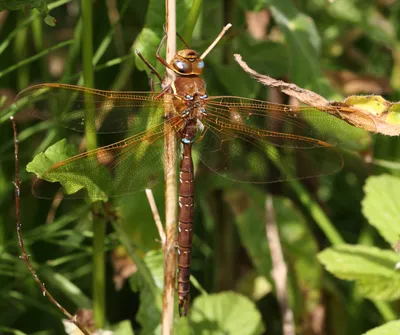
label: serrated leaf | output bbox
[318,244,400,300]
[26,139,76,176]
[363,320,400,335]
[26,139,111,202]
[190,292,264,335]
[362,175,400,245]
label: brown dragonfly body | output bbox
[16,35,376,317]
[164,50,209,314]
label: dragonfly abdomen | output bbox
[177,141,195,316]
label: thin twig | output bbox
[145,188,166,245]
[200,23,232,59]
[10,116,90,335]
[265,195,295,335]
[233,53,330,106]
[45,190,63,224]
[162,0,178,332]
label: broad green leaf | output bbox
[111,320,135,335]
[143,249,164,291]
[26,139,76,175]
[362,175,400,245]
[129,250,163,335]
[318,245,400,300]
[133,0,191,79]
[190,292,264,335]
[26,139,112,202]
[267,0,334,97]
[363,321,400,335]
[237,39,289,79]
[210,61,259,98]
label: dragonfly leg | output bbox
[176,32,190,49]
[135,49,163,87]
[156,34,173,70]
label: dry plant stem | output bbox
[10,116,90,335]
[200,23,232,59]
[145,188,166,245]
[162,0,177,332]
[233,54,330,106]
[45,191,63,224]
[265,195,295,335]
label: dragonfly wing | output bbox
[32,118,182,200]
[206,96,375,151]
[15,83,175,134]
[197,105,345,183]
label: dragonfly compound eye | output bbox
[173,60,191,74]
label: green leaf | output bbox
[362,175,400,245]
[133,0,191,80]
[26,139,76,176]
[111,320,135,335]
[318,245,400,300]
[190,292,264,335]
[363,321,400,335]
[267,0,334,97]
[26,139,112,202]
[0,0,56,26]
[0,327,27,335]
[210,61,260,98]
[129,250,163,335]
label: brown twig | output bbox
[10,116,90,335]
[162,0,178,332]
[200,23,232,60]
[233,53,330,106]
[145,188,166,245]
[265,195,295,335]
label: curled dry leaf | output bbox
[111,246,137,291]
[234,54,400,136]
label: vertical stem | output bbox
[15,13,28,90]
[32,9,49,82]
[162,0,177,333]
[81,0,106,329]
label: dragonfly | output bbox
[16,32,376,316]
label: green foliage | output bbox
[363,320,400,335]
[318,245,400,300]
[362,175,400,244]
[189,292,264,334]
[0,0,56,26]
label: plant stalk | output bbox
[81,0,106,329]
[162,0,177,332]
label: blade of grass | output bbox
[81,0,106,329]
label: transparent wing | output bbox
[32,118,182,200]
[196,96,375,183]
[15,83,177,133]
[15,83,182,199]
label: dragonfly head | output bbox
[170,49,204,76]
